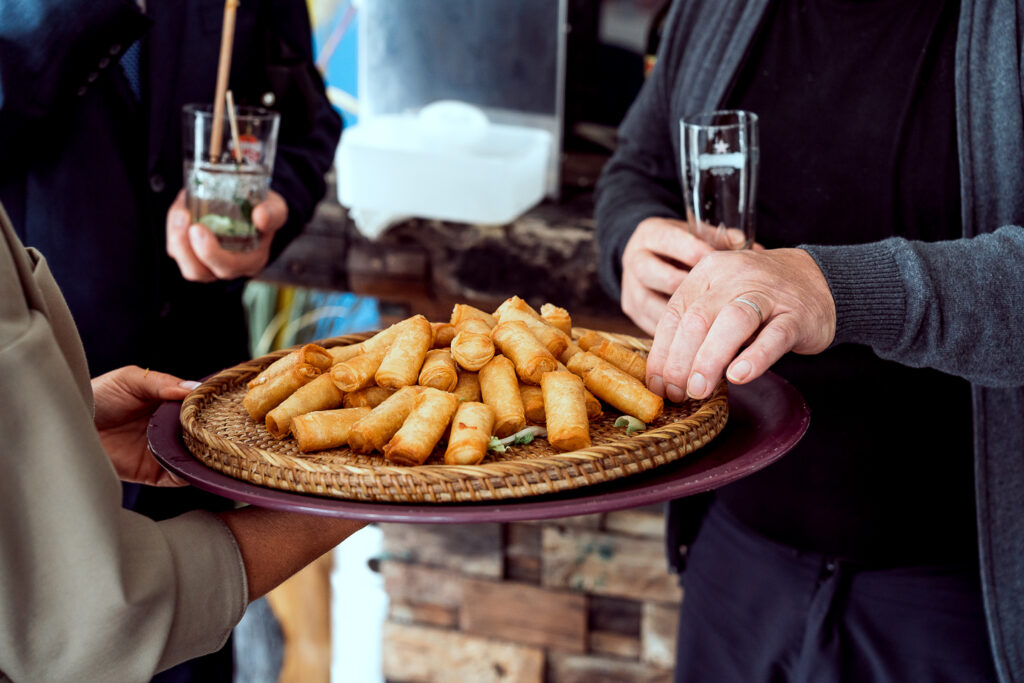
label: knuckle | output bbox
[166,229,184,249]
[209,263,234,281]
[773,318,800,346]
[758,321,797,355]
[745,341,774,366]
[700,250,727,268]
[662,362,691,391]
[689,354,717,380]
[680,308,711,335]
[664,296,686,320]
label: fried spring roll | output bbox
[519,383,546,423]
[431,322,457,348]
[591,340,647,382]
[542,371,591,452]
[559,339,583,365]
[494,306,569,358]
[330,347,387,392]
[451,318,496,371]
[450,303,497,329]
[348,385,423,454]
[444,401,496,466]
[583,390,603,421]
[452,372,482,403]
[384,387,460,466]
[265,373,345,438]
[375,315,432,389]
[248,343,333,389]
[567,352,664,423]
[519,373,600,423]
[556,361,602,420]
[360,316,420,355]
[418,348,459,392]
[491,320,559,385]
[564,350,603,376]
[478,355,527,437]
[327,342,365,365]
[540,303,573,336]
[243,363,322,422]
[292,406,372,453]
[575,330,606,352]
[343,385,396,409]
[493,295,542,323]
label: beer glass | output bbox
[680,110,758,250]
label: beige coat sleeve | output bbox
[0,206,247,682]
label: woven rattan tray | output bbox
[180,329,729,503]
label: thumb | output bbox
[252,191,288,234]
[117,367,197,402]
[157,379,203,402]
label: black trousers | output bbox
[674,502,997,683]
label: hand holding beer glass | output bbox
[680,110,758,251]
[642,109,762,401]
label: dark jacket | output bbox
[0,0,341,379]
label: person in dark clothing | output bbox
[595,1,1024,681]
[0,1,341,680]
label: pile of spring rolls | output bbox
[241,296,664,466]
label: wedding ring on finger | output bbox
[733,297,763,324]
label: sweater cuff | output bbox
[799,242,905,349]
[154,511,248,672]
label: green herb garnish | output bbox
[488,426,547,452]
[614,415,647,435]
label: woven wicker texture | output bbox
[180,329,729,503]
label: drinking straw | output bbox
[226,89,242,163]
[209,0,240,162]
[315,0,356,72]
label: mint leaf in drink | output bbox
[235,196,254,223]
[198,213,252,237]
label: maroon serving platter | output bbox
[148,371,808,523]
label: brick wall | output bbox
[377,505,681,683]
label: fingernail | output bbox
[648,374,665,397]
[727,360,752,383]
[188,225,204,243]
[686,372,707,399]
[179,380,201,390]
[666,383,686,403]
[175,213,189,230]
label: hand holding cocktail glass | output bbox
[168,101,285,282]
[166,184,288,283]
[165,0,288,282]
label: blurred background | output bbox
[249,0,663,359]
